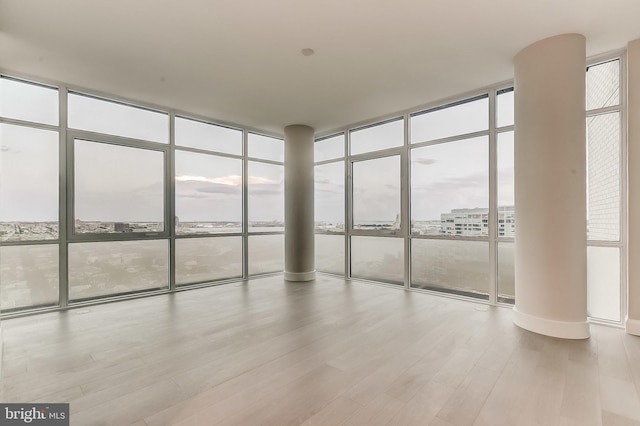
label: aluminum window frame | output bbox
[315,86,510,302]
[585,52,627,325]
[66,132,171,242]
[314,133,347,277]
[0,72,285,316]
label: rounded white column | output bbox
[513,34,589,339]
[284,125,315,281]
[627,38,640,336]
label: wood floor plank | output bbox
[473,347,541,426]
[435,365,500,426]
[387,379,457,426]
[2,275,640,425]
[516,339,570,426]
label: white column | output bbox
[284,125,315,281]
[627,38,640,336]
[513,34,589,339]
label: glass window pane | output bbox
[353,156,401,232]
[175,151,242,234]
[351,236,403,285]
[411,96,488,143]
[498,242,515,304]
[587,60,620,110]
[249,234,284,275]
[248,161,284,232]
[175,117,242,155]
[315,134,345,162]
[68,92,168,143]
[411,239,489,299]
[248,133,283,162]
[68,240,168,301]
[315,161,344,233]
[0,77,58,125]
[587,246,620,322]
[411,136,488,236]
[497,131,515,237]
[176,237,242,285]
[350,119,403,155]
[74,140,164,234]
[496,88,514,128]
[315,234,344,276]
[1,124,59,241]
[587,112,620,241]
[1,244,59,311]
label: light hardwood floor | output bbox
[1,275,640,425]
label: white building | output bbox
[440,206,514,237]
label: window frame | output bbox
[585,52,627,325]
[66,132,171,242]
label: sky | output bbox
[315,96,515,224]
[0,76,514,226]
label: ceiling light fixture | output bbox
[301,48,315,56]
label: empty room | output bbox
[1,1,640,425]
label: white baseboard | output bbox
[513,307,590,339]
[284,270,316,282]
[626,317,640,336]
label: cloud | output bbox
[175,180,241,198]
[195,184,241,195]
[413,158,436,166]
[176,174,280,186]
[176,174,242,186]
[413,172,487,194]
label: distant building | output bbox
[114,222,132,233]
[440,206,515,237]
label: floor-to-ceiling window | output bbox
[586,55,625,323]
[313,53,625,320]
[174,117,243,286]
[349,119,405,285]
[1,77,60,311]
[0,75,283,314]
[247,133,284,275]
[66,92,170,301]
[315,87,515,304]
[314,134,345,276]
[410,95,491,299]
[495,88,515,303]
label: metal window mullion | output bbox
[586,105,623,117]
[245,157,284,166]
[488,89,498,305]
[315,157,345,167]
[402,114,411,290]
[243,130,249,278]
[59,86,69,309]
[0,239,61,247]
[496,125,515,134]
[0,117,59,132]
[169,112,176,292]
[345,133,353,279]
[350,116,404,133]
[173,145,243,161]
[587,240,623,248]
[410,128,492,148]
[67,129,167,151]
[412,235,491,243]
[347,147,405,162]
[620,51,628,324]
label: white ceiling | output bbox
[1,0,639,136]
